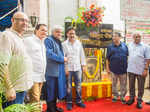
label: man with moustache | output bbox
[44,25,67,112]
[62,26,86,110]
[24,24,47,104]
[106,32,128,104]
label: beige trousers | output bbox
[29,82,43,103]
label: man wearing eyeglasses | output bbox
[0,11,33,108]
[126,32,150,109]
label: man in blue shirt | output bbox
[126,32,150,109]
[106,32,128,104]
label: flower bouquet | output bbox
[81,4,104,27]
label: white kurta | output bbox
[23,35,46,82]
[0,29,33,91]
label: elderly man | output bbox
[62,26,86,110]
[126,32,150,109]
[106,32,128,104]
[0,12,33,108]
[24,24,47,104]
[44,25,67,112]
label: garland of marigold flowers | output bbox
[85,50,101,79]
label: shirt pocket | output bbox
[136,48,144,58]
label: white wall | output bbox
[49,0,78,30]
[97,0,125,31]
[40,0,48,25]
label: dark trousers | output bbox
[128,72,145,102]
[45,76,58,112]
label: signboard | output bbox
[65,22,113,48]
[120,0,150,20]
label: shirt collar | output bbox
[9,28,23,38]
[132,42,143,46]
[33,34,45,43]
[112,42,122,47]
[67,38,77,45]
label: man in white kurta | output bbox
[24,24,47,103]
[0,12,33,108]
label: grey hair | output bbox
[132,31,143,37]
[51,25,63,33]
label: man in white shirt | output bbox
[0,12,33,108]
[24,24,47,103]
[62,26,86,110]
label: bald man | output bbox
[0,12,33,108]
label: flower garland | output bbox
[85,50,101,79]
[81,4,104,27]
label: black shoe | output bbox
[56,107,64,112]
[126,99,134,105]
[136,102,142,109]
[46,102,56,112]
[76,103,86,108]
[145,101,150,105]
[67,103,72,110]
[120,97,126,104]
[112,96,118,102]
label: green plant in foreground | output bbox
[0,53,40,112]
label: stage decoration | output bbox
[81,4,104,27]
[85,50,101,79]
[65,4,104,29]
[72,81,112,100]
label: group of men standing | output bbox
[0,11,86,112]
[1,11,150,112]
[106,32,150,109]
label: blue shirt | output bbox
[106,42,128,74]
[127,42,150,75]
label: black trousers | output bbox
[128,72,145,102]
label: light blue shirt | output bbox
[62,39,86,71]
[127,42,150,75]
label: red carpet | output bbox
[43,98,150,112]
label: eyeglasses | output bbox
[135,36,141,38]
[13,18,29,23]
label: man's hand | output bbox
[106,68,111,74]
[64,57,68,62]
[82,66,86,73]
[6,88,16,101]
[65,70,69,76]
[142,69,148,77]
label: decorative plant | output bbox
[0,53,40,112]
[81,4,104,27]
